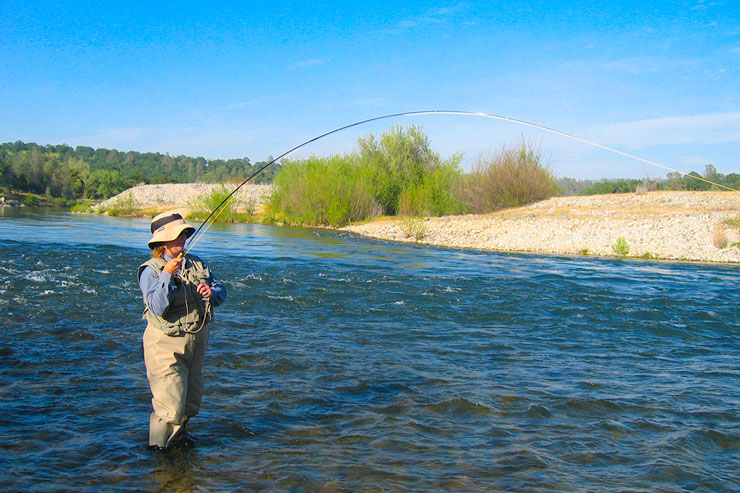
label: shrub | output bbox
[267,127,554,227]
[712,224,728,249]
[267,155,382,227]
[460,140,558,213]
[636,178,659,194]
[397,163,468,217]
[358,125,464,216]
[70,201,93,213]
[612,237,630,256]
[24,195,39,206]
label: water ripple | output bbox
[0,212,739,491]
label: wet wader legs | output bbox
[143,324,209,448]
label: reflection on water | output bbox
[0,211,739,491]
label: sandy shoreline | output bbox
[98,185,740,263]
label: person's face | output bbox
[163,232,188,257]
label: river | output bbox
[0,209,738,491]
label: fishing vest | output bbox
[138,254,213,336]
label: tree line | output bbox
[1,139,734,209]
[558,164,739,196]
[0,141,280,203]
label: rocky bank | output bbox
[94,183,272,214]
[342,192,740,263]
[97,185,740,262]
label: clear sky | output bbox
[2,0,738,179]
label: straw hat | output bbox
[147,211,195,249]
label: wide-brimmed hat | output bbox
[147,211,195,249]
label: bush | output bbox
[358,125,463,216]
[461,141,558,213]
[24,195,39,206]
[612,237,630,256]
[397,163,468,216]
[713,224,728,249]
[267,128,556,227]
[70,201,93,213]
[267,155,382,227]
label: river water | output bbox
[0,209,738,491]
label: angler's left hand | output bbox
[196,283,212,299]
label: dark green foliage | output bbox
[0,141,280,201]
[24,195,39,206]
[579,164,737,196]
[579,179,642,195]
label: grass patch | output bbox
[186,185,254,223]
[99,192,140,216]
[724,216,740,228]
[70,200,95,213]
[401,216,427,242]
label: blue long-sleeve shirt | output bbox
[138,253,226,316]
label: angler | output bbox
[138,211,227,450]
[139,109,732,451]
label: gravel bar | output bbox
[98,186,740,262]
[342,191,740,263]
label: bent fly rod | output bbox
[184,109,736,253]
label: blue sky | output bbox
[2,0,738,179]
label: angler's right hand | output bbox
[163,257,183,274]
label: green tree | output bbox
[67,158,91,197]
[685,171,711,191]
[579,179,641,195]
[703,164,720,183]
[88,169,121,199]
